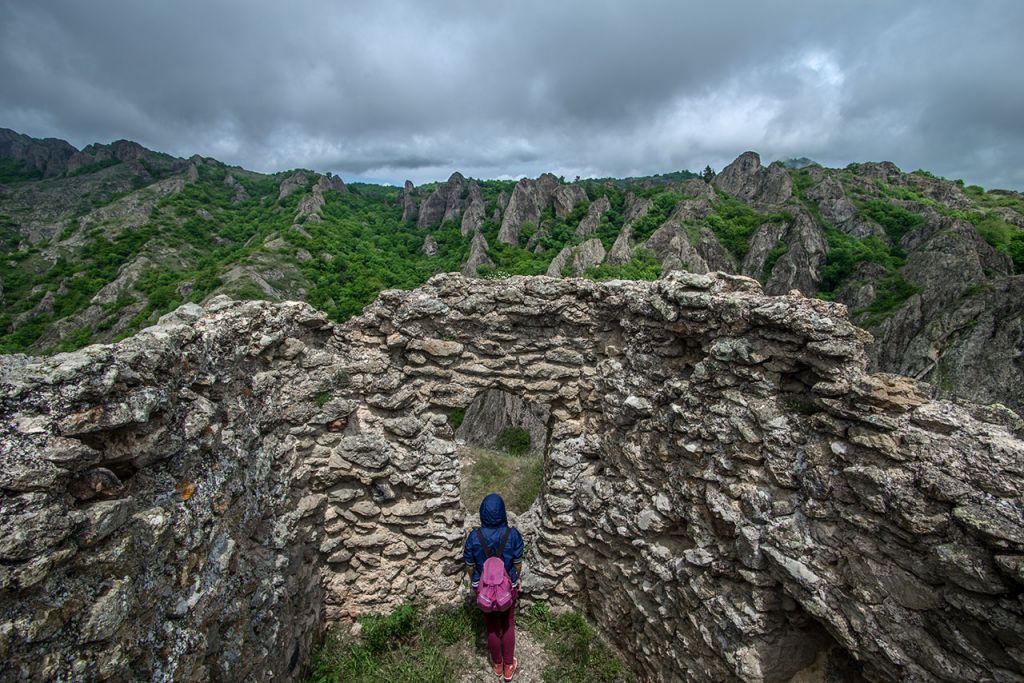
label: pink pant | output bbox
[483,594,516,665]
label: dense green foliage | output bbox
[584,247,661,281]
[818,231,902,296]
[4,142,1023,355]
[854,274,922,327]
[68,158,122,177]
[704,196,789,260]
[293,192,466,320]
[958,186,1024,272]
[628,192,684,244]
[0,158,44,183]
[858,199,924,248]
[447,407,465,430]
[495,426,531,455]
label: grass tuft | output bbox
[520,602,632,682]
[307,604,481,683]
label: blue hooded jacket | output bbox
[463,493,525,587]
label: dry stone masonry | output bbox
[1,272,1022,682]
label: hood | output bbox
[479,493,508,527]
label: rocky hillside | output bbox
[2,128,1022,410]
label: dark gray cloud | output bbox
[2,0,1022,189]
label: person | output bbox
[463,492,525,681]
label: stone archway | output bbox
[2,273,1022,682]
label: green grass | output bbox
[519,602,632,682]
[307,604,481,683]
[461,446,544,514]
[308,601,631,683]
[0,158,44,183]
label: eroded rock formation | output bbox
[2,273,1022,682]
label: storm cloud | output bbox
[2,0,1022,189]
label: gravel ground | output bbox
[457,625,551,683]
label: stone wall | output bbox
[1,272,1022,682]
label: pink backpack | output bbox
[475,527,515,613]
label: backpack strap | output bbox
[495,527,512,557]
[476,528,493,557]
[475,527,514,558]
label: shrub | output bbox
[763,239,788,280]
[495,427,531,455]
[818,230,901,295]
[583,247,661,281]
[704,197,790,260]
[307,604,470,683]
[859,199,924,247]
[855,274,921,327]
[447,407,465,430]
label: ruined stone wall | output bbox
[1,273,1022,682]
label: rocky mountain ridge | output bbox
[1,128,1023,413]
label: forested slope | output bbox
[2,128,1022,409]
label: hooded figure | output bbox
[462,493,525,679]
[463,493,525,588]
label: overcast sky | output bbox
[2,1,1023,189]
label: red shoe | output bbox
[492,661,503,677]
[503,658,518,681]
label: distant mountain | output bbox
[779,157,819,169]
[2,129,1023,410]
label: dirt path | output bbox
[456,626,551,682]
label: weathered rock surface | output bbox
[545,238,606,277]
[421,234,439,257]
[2,273,1022,682]
[399,180,418,222]
[295,173,347,223]
[278,171,308,200]
[0,127,77,177]
[460,183,486,236]
[223,173,250,204]
[605,194,654,265]
[417,172,470,228]
[552,185,587,219]
[743,210,828,295]
[461,230,493,276]
[643,200,737,276]
[498,173,562,245]
[714,151,793,206]
[455,388,549,455]
[575,196,610,238]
